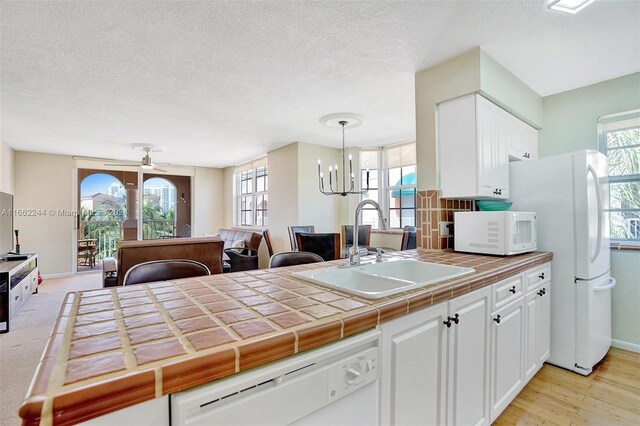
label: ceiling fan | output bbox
[104,144,169,173]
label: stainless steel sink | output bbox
[292,260,475,299]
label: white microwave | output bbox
[454,211,537,256]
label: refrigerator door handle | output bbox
[588,164,603,263]
[594,277,617,293]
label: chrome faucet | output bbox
[349,200,386,266]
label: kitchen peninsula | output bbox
[20,249,552,426]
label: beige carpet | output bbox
[0,272,102,426]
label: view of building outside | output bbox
[143,178,177,239]
[79,174,126,267]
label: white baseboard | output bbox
[612,338,640,353]
[42,272,75,279]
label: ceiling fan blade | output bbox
[103,163,140,167]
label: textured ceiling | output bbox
[1,1,639,168]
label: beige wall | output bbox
[297,142,342,233]
[192,167,225,236]
[539,73,640,351]
[14,152,74,276]
[0,141,15,194]
[415,47,543,190]
[267,143,300,253]
[222,166,234,228]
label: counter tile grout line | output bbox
[113,289,137,371]
[146,285,197,355]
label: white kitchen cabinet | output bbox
[508,116,538,161]
[489,297,525,421]
[438,93,509,200]
[524,268,551,381]
[446,286,492,426]
[379,302,448,426]
[379,286,491,426]
[438,93,538,199]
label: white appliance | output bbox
[510,150,616,375]
[454,211,537,256]
[171,330,380,425]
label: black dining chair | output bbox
[341,224,372,247]
[123,259,210,286]
[268,251,324,268]
[287,225,316,251]
[401,226,417,250]
[295,233,341,261]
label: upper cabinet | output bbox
[438,93,538,200]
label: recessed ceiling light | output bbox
[547,0,597,14]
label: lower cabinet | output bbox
[380,287,491,426]
[489,297,525,421]
[447,287,491,426]
[524,282,551,381]
[380,303,448,425]
[380,263,552,426]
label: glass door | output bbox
[77,170,138,272]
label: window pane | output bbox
[389,208,401,228]
[610,211,640,240]
[388,167,401,187]
[362,209,380,229]
[362,190,379,204]
[610,181,640,209]
[400,189,416,209]
[608,146,640,176]
[256,176,265,192]
[400,209,416,227]
[401,165,416,186]
[607,128,640,148]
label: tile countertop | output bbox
[19,249,552,426]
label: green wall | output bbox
[540,73,640,157]
[539,72,640,351]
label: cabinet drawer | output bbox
[492,274,524,311]
[525,264,550,292]
[9,291,22,316]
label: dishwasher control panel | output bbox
[327,346,378,402]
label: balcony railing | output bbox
[143,219,177,240]
[79,220,123,261]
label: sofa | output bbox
[216,228,264,272]
[103,236,224,287]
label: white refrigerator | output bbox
[510,150,617,375]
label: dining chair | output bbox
[341,224,372,247]
[295,233,340,261]
[401,226,417,250]
[268,251,324,268]
[287,225,316,251]
[123,259,210,286]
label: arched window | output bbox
[143,177,177,239]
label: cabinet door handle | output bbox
[443,317,452,328]
[451,313,460,324]
[539,272,545,280]
[509,286,516,294]
[493,315,501,324]
[15,295,19,301]
[537,288,546,297]
[523,152,530,159]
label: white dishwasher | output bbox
[171,330,380,426]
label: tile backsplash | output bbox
[416,190,475,250]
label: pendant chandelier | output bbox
[317,114,370,197]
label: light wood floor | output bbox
[494,347,640,425]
